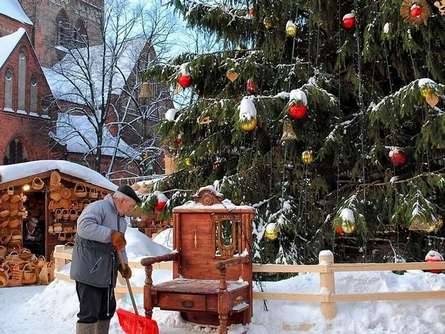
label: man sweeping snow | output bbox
[70,185,141,334]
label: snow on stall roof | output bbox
[0,0,33,25]
[0,28,26,69]
[0,160,117,191]
[43,38,147,104]
[50,112,140,158]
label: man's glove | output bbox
[119,264,132,279]
[111,231,126,251]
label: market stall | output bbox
[0,160,117,261]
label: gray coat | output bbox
[70,194,128,288]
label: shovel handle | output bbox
[117,251,139,315]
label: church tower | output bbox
[19,0,103,67]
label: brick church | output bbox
[0,0,168,177]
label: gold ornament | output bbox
[426,94,440,108]
[281,120,297,142]
[400,0,431,26]
[435,0,445,15]
[139,82,151,99]
[301,150,314,165]
[184,157,192,167]
[240,117,257,132]
[265,223,278,240]
[226,69,239,82]
[341,221,356,234]
[285,20,297,37]
[197,115,212,125]
[409,215,443,233]
[420,86,433,98]
[263,17,274,30]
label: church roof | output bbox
[50,112,141,159]
[0,0,33,25]
[0,28,26,69]
[43,38,148,105]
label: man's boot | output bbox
[76,322,96,334]
[95,319,111,334]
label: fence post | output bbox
[319,250,336,320]
[54,245,66,272]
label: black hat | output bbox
[116,185,142,205]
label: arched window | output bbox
[4,69,13,110]
[3,138,27,164]
[30,75,38,114]
[74,19,87,46]
[56,10,70,47]
[18,49,26,111]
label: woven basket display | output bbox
[31,177,45,190]
[50,171,61,190]
[74,184,87,198]
[22,263,37,285]
[61,187,72,200]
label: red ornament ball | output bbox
[389,149,407,167]
[342,13,356,30]
[246,79,257,94]
[410,4,422,17]
[288,103,307,120]
[335,226,344,235]
[426,258,443,274]
[174,137,182,146]
[155,192,168,211]
[178,73,192,88]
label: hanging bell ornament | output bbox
[281,120,297,143]
[421,87,440,107]
[341,221,356,234]
[342,12,356,30]
[263,16,274,30]
[264,223,278,240]
[246,79,257,94]
[435,0,445,16]
[139,82,151,100]
[285,20,297,37]
[226,69,239,82]
[301,150,314,165]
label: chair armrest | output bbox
[141,251,178,267]
[215,255,249,271]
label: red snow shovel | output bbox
[116,252,159,334]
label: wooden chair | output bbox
[141,188,255,334]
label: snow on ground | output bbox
[3,269,445,333]
[4,228,445,333]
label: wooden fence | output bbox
[53,246,445,321]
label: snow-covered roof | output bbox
[0,28,26,69]
[43,38,147,104]
[0,0,33,25]
[0,160,118,190]
[51,112,140,159]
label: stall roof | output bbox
[0,160,118,191]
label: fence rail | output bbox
[54,246,445,320]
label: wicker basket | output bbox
[31,177,45,191]
[50,171,61,190]
[7,186,14,196]
[0,245,6,258]
[10,195,21,204]
[50,191,62,202]
[38,262,49,285]
[8,219,20,229]
[61,187,72,200]
[53,223,63,233]
[19,248,33,261]
[23,263,37,285]
[0,267,8,287]
[55,208,63,220]
[8,262,23,286]
[74,184,87,198]
[69,209,79,221]
[62,209,70,221]
[89,188,99,199]
[10,230,22,242]
[48,225,54,234]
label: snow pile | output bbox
[153,228,174,250]
[0,28,26,69]
[0,160,117,190]
[125,227,171,260]
[0,0,33,25]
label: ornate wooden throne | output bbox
[141,187,255,334]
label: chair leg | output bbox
[218,313,228,334]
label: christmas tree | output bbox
[143,0,445,264]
